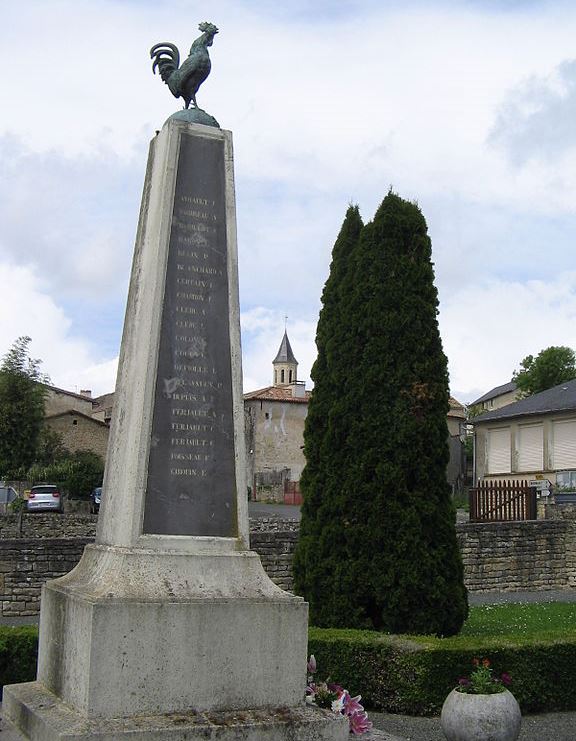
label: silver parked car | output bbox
[26,485,63,513]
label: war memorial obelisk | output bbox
[3,23,347,740]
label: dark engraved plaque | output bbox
[143,132,237,536]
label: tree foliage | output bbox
[293,192,468,637]
[11,450,104,500]
[0,337,49,475]
[512,346,576,398]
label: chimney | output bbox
[80,389,92,398]
[291,381,306,399]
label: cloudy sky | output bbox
[1,0,576,403]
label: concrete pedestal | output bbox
[7,545,307,718]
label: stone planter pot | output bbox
[440,688,521,741]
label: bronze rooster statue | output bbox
[150,22,219,110]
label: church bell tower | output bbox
[272,331,298,386]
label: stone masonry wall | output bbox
[0,514,97,539]
[45,413,109,461]
[457,520,576,592]
[1,515,575,617]
[250,530,299,592]
[0,539,92,617]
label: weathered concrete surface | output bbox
[15,545,307,718]
[3,684,349,740]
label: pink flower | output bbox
[501,673,512,686]
[349,709,373,735]
[342,693,365,716]
[307,655,317,674]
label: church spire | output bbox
[273,330,298,386]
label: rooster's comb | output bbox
[199,22,219,35]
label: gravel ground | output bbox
[370,710,576,740]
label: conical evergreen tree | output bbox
[293,192,468,637]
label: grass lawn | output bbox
[406,601,576,647]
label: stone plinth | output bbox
[3,119,347,740]
[5,682,348,740]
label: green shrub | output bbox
[0,626,38,695]
[308,626,576,715]
[294,195,467,636]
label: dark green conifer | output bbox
[293,193,468,637]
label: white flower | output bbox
[332,691,347,714]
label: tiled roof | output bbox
[472,379,576,423]
[470,381,517,406]
[92,392,115,410]
[273,331,298,365]
[44,383,95,403]
[45,410,110,427]
[244,385,310,403]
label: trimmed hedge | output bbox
[2,623,575,717]
[0,626,38,695]
[308,627,576,716]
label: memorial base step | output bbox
[3,682,349,741]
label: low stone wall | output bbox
[250,530,299,592]
[457,520,576,593]
[1,515,575,618]
[0,513,97,540]
[0,538,92,617]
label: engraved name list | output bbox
[143,132,237,537]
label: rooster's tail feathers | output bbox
[150,42,180,84]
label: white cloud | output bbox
[0,264,117,396]
[440,271,576,402]
[489,59,576,165]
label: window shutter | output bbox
[517,424,543,472]
[553,420,576,469]
[487,428,511,474]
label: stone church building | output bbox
[244,332,309,503]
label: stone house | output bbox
[472,378,576,490]
[44,385,95,417]
[44,410,110,461]
[244,332,309,502]
[42,385,110,462]
[91,392,115,425]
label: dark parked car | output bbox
[90,487,102,514]
[27,485,63,513]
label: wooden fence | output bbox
[469,479,537,522]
